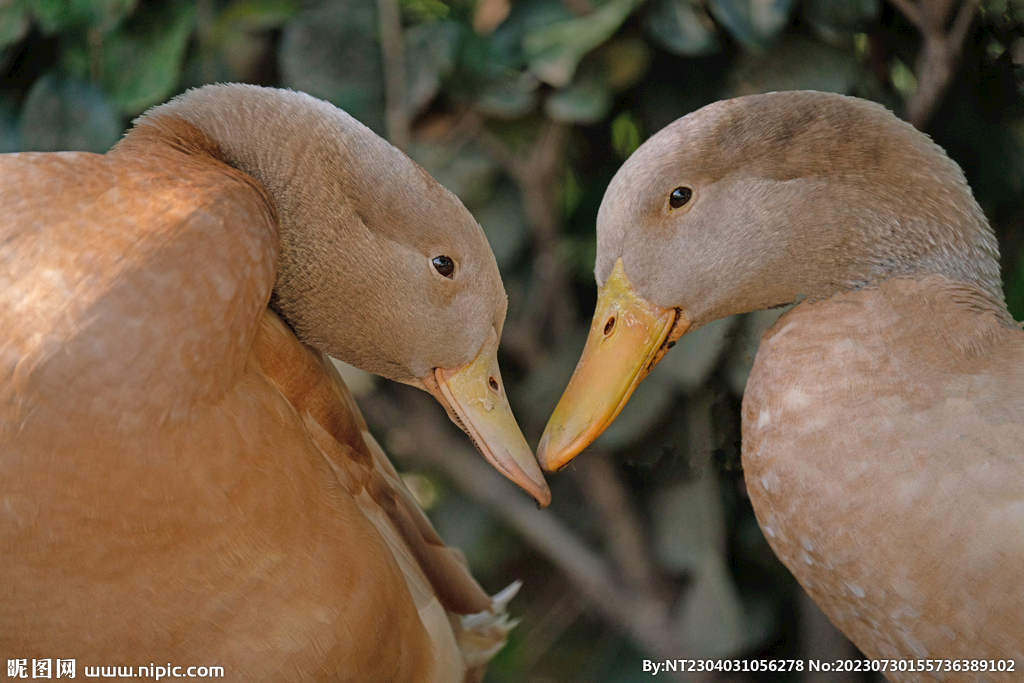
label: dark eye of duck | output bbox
[669,186,692,209]
[431,255,455,278]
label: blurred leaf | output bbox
[476,183,529,270]
[983,0,1024,21]
[599,37,652,90]
[25,0,137,33]
[482,114,547,155]
[656,315,736,392]
[401,0,449,23]
[727,34,862,96]
[610,110,641,159]
[562,167,582,216]
[475,73,540,118]
[643,0,719,56]
[400,472,439,509]
[217,0,295,30]
[212,0,295,82]
[469,0,569,77]
[890,56,917,98]
[0,2,29,48]
[523,0,639,87]
[544,72,610,124]
[706,0,795,49]
[405,19,460,116]
[184,0,292,86]
[102,0,196,115]
[209,0,296,80]
[19,72,121,151]
[803,0,879,41]
[278,1,384,133]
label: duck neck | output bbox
[713,168,1012,326]
[130,84,395,244]
[121,85,410,371]
[801,181,1010,322]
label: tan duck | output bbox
[0,84,549,682]
[538,91,1024,680]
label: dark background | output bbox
[3,0,1021,680]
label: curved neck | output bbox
[130,85,398,236]
[760,173,1008,317]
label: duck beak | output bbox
[537,258,689,472]
[422,333,551,509]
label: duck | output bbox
[536,91,1024,680]
[0,83,549,682]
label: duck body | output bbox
[1,86,536,681]
[743,275,1024,678]
[537,91,1024,680]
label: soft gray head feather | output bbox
[597,91,1006,327]
[138,84,507,383]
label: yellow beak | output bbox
[536,259,689,472]
[423,331,551,508]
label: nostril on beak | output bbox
[603,317,616,336]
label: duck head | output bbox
[139,85,550,506]
[537,90,1003,472]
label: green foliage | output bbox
[18,72,120,151]
[25,0,137,33]
[643,0,719,56]
[706,0,795,49]
[101,0,196,114]
[610,110,640,158]
[523,0,640,87]
[0,2,30,48]
[400,0,448,23]
[545,70,610,123]
[278,0,385,132]
[803,0,879,39]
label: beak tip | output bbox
[521,459,551,508]
[536,428,575,473]
[536,431,559,473]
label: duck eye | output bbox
[431,255,455,278]
[669,187,692,209]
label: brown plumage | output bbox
[539,91,1024,680]
[1,84,545,681]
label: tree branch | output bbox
[891,0,980,129]
[477,120,576,347]
[360,390,713,682]
[571,453,662,594]
[376,0,410,149]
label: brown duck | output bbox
[1,84,549,682]
[538,91,1024,681]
